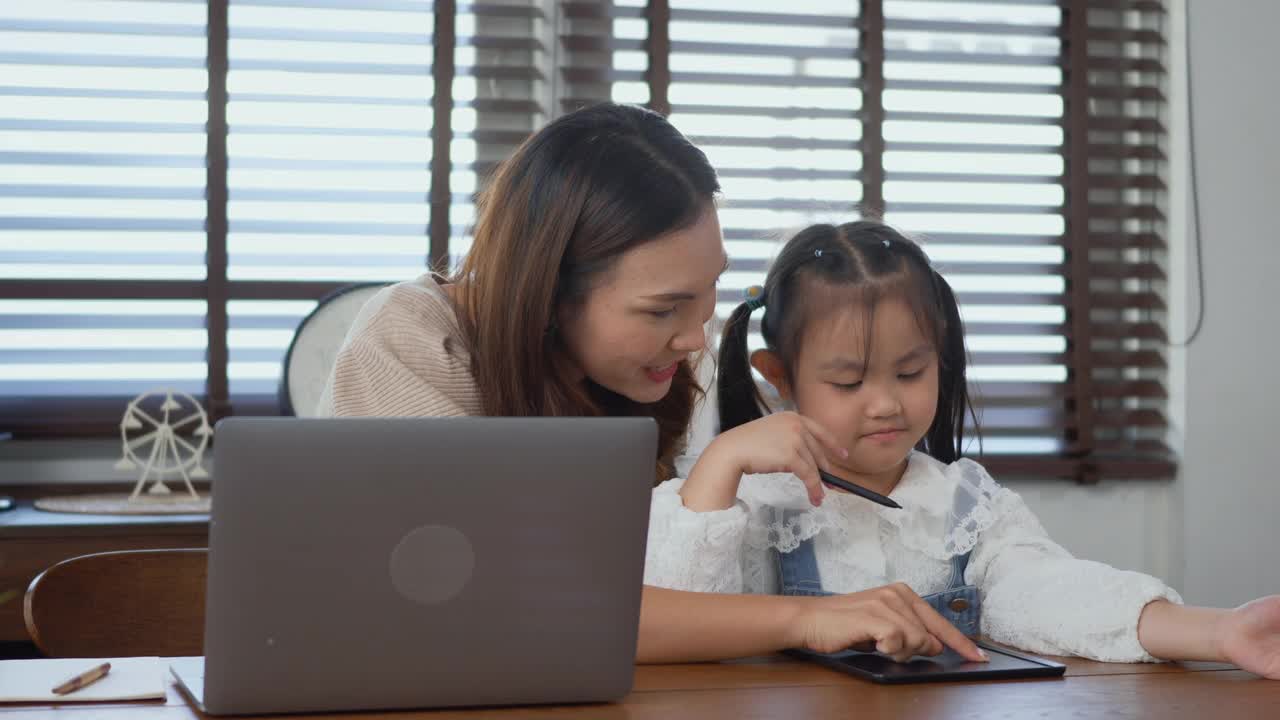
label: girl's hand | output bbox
[789,582,988,663]
[1216,595,1280,679]
[681,411,849,511]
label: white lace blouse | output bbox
[644,451,1182,663]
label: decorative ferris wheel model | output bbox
[114,389,212,501]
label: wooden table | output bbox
[3,654,1275,719]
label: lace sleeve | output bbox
[643,478,751,593]
[969,487,1182,662]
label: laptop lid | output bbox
[200,417,656,715]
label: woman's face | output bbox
[557,206,727,404]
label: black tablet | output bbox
[787,640,1066,684]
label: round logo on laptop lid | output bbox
[389,525,475,605]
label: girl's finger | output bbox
[876,586,962,660]
[841,611,899,653]
[906,595,987,662]
[860,608,921,662]
[800,429,835,476]
[791,444,826,506]
[799,415,849,460]
[866,604,933,660]
[897,622,935,660]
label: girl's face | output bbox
[557,206,727,404]
[756,296,940,487]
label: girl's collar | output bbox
[740,452,1010,560]
[884,452,952,513]
[732,452,945,514]
[879,452,1010,559]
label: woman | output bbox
[320,103,721,481]
[320,103,979,663]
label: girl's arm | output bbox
[966,479,1181,663]
[636,585,804,662]
[636,584,987,664]
[644,412,839,601]
[679,412,847,511]
[1136,601,1226,661]
[1139,596,1280,679]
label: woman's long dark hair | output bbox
[717,221,977,464]
[451,103,720,482]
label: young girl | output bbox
[644,221,1280,676]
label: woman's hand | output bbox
[680,412,848,511]
[1216,595,1280,679]
[789,582,988,663]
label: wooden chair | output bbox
[24,548,207,657]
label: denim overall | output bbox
[773,508,982,639]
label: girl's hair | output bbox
[450,102,720,482]
[716,220,976,464]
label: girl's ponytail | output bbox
[716,298,767,433]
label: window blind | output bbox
[657,0,864,346]
[880,0,1069,464]
[224,0,436,397]
[1067,0,1171,480]
[0,0,1174,481]
[0,0,209,435]
[449,1,556,264]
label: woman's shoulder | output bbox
[359,274,461,338]
[339,274,466,360]
[322,274,480,417]
[337,275,468,372]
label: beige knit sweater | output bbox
[317,274,484,418]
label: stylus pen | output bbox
[819,469,901,509]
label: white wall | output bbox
[1177,0,1280,607]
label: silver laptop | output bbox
[171,416,656,715]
